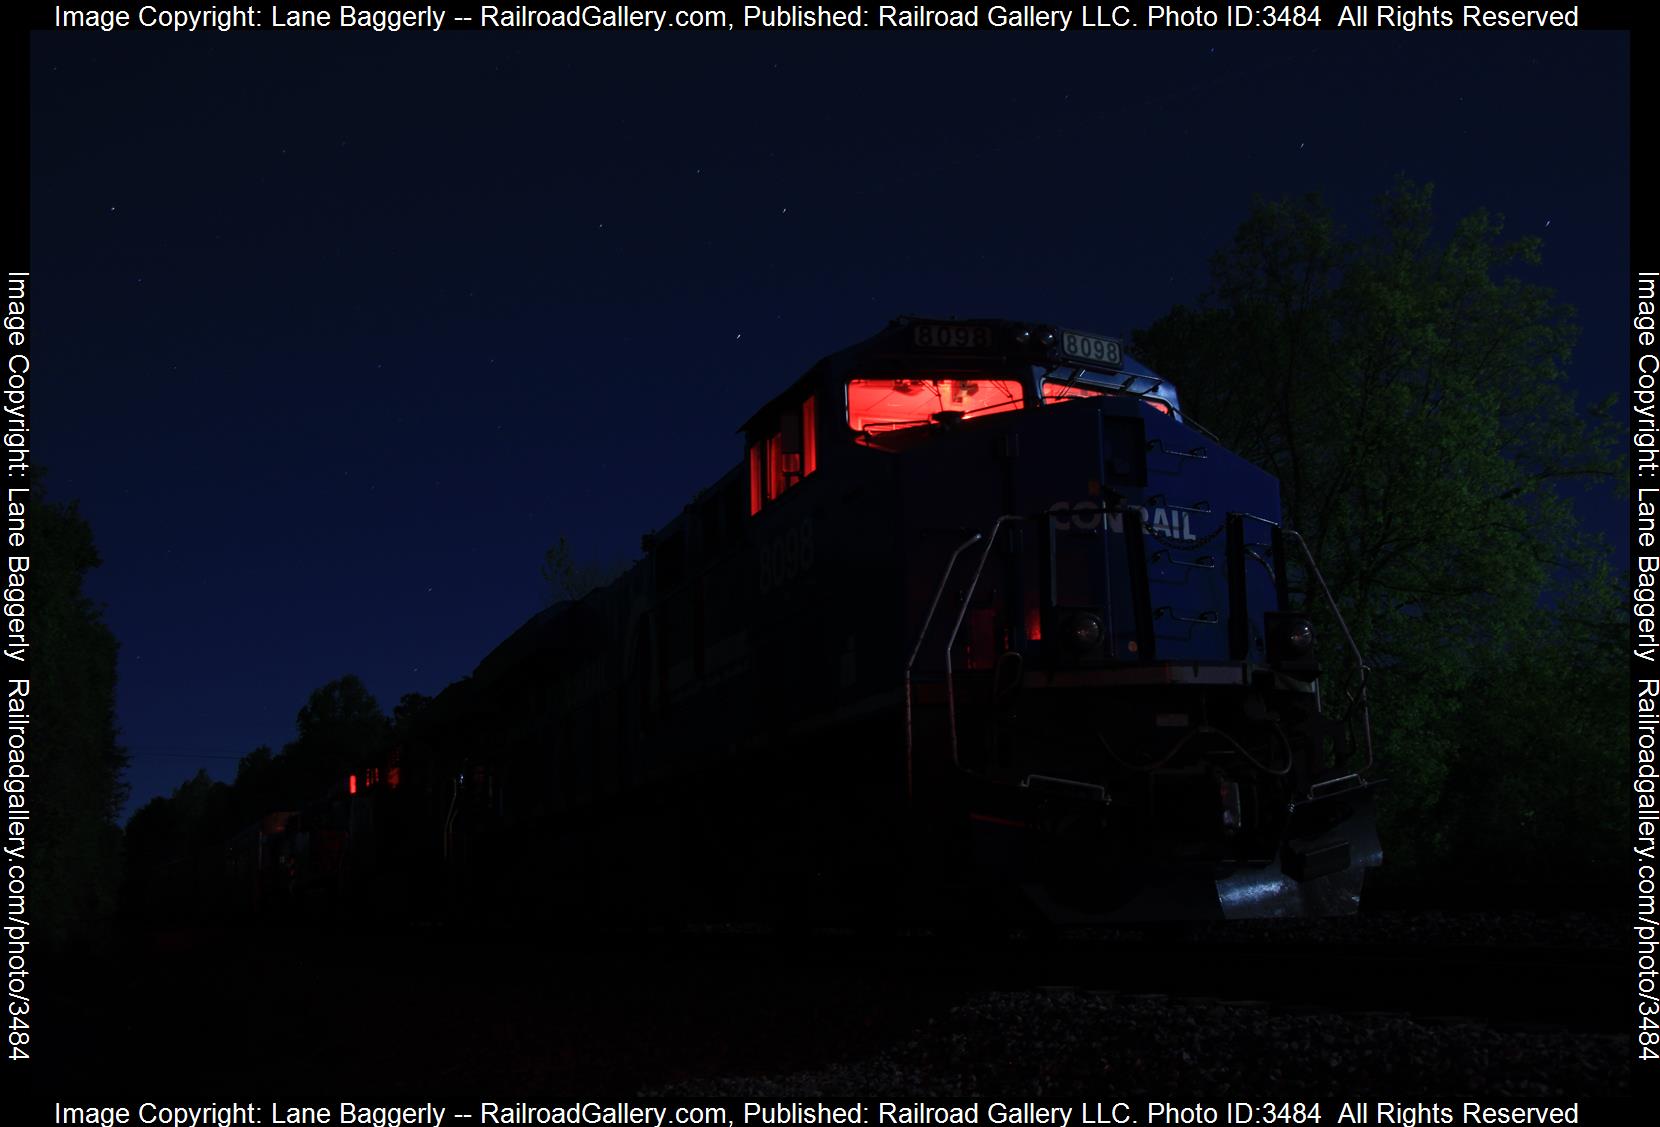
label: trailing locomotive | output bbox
[344,316,1384,923]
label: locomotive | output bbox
[301,316,1384,923]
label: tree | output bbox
[123,769,234,920]
[1438,567,1626,894]
[1132,180,1623,886]
[282,675,389,798]
[391,692,431,737]
[123,679,391,919]
[230,744,282,824]
[540,535,629,605]
[31,492,129,946]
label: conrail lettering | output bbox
[1048,499,1198,540]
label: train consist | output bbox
[245,316,1383,924]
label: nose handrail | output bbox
[941,515,1027,771]
[1238,514,1375,791]
[1282,528,1375,791]
[903,531,984,803]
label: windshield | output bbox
[842,366,1179,440]
[846,377,1025,435]
[1041,377,1172,415]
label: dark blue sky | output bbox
[29,27,1629,819]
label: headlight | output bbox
[1281,617,1315,656]
[1062,611,1104,651]
[1265,612,1317,667]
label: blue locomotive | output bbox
[335,316,1385,923]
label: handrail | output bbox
[1150,551,1216,570]
[942,514,1026,770]
[903,531,984,804]
[1145,493,1212,514]
[1155,606,1219,625]
[442,780,459,860]
[1146,438,1209,459]
[1232,514,1374,781]
[1281,528,1375,780]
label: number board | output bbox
[1060,330,1124,369]
[912,323,993,350]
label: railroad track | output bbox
[34,919,1628,1101]
[165,914,1623,1034]
[569,925,1628,1033]
[1022,938,1628,1031]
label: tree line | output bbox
[120,677,429,922]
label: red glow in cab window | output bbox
[847,378,1024,434]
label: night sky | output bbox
[26,24,1629,819]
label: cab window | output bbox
[748,393,818,515]
[846,377,1024,438]
[1041,378,1170,414]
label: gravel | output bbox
[645,989,1628,1104]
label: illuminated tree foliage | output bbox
[31,494,129,946]
[1133,180,1624,891]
